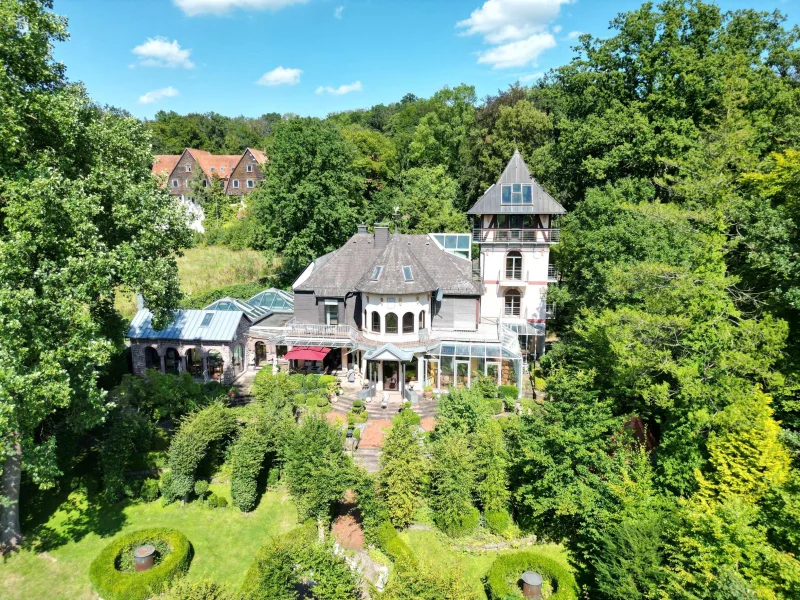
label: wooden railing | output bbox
[473,228,560,244]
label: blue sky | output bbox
[53,0,800,119]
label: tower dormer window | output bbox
[371,266,383,281]
[501,183,533,205]
[402,266,413,281]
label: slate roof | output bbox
[203,297,272,322]
[295,232,481,297]
[356,235,438,294]
[467,150,566,215]
[128,309,247,342]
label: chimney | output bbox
[374,224,389,250]
[357,224,368,234]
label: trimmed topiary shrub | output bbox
[230,420,273,512]
[216,496,228,508]
[498,385,519,399]
[487,399,504,415]
[193,480,209,501]
[485,550,579,600]
[484,509,513,536]
[206,494,220,508]
[316,396,329,408]
[89,528,192,600]
[318,375,337,387]
[352,399,365,410]
[293,393,306,407]
[304,373,321,390]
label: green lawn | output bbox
[1,488,298,600]
[401,529,572,600]
[115,245,278,318]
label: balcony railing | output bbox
[473,228,560,244]
[547,265,559,281]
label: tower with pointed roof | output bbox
[467,150,566,360]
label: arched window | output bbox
[506,251,522,280]
[371,311,380,333]
[402,312,414,334]
[164,348,180,375]
[419,310,425,330]
[505,288,521,317]
[186,348,203,378]
[385,312,398,334]
[144,347,160,371]
[207,350,224,381]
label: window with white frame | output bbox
[185,165,191,173]
[247,179,254,188]
[172,179,179,188]
[505,251,522,280]
[505,288,521,317]
[324,299,339,325]
[232,180,240,189]
[246,164,253,173]
[220,166,225,173]
[501,183,533,204]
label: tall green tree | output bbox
[0,0,191,551]
[249,118,364,274]
[427,433,477,537]
[378,413,424,528]
[283,416,352,533]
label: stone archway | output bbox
[164,347,181,375]
[144,347,160,371]
[255,341,267,366]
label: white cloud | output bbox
[519,71,544,82]
[139,86,179,104]
[552,24,562,34]
[567,30,583,39]
[257,66,302,86]
[457,0,570,44]
[174,0,308,16]
[315,81,363,95]
[334,5,344,19]
[477,33,556,69]
[131,37,194,68]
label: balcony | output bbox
[473,228,560,245]
[547,264,559,281]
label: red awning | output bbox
[284,346,331,361]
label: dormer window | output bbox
[501,183,533,204]
[210,166,215,173]
[246,164,253,173]
[371,266,383,281]
[220,166,225,173]
[402,266,413,281]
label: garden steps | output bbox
[352,448,382,473]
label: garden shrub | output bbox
[319,375,337,387]
[206,494,220,508]
[230,420,273,512]
[101,410,153,502]
[216,496,228,508]
[239,521,317,600]
[266,468,280,488]
[167,403,236,502]
[485,509,513,536]
[288,374,305,391]
[534,377,546,391]
[471,375,499,399]
[435,506,480,538]
[141,478,160,502]
[293,393,306,407]
[161,578,232,600]
[352,399,365,410]
[110,371,224,422]
[394,407,421,427]
[193,480,209,501]
[160,471,179,505]
[485,550,579,600]
[304,373,321,390]
[375,521,415,564]
[89,528,192,600]
[487,398,504,415]
[498,385,519,399]
[316,396,329,408]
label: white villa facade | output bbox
[127,152,565,398]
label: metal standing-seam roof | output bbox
[467,149,566,215]
[127,309,247,342]
[203,297,272,323]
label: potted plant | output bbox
[424,385,433,399]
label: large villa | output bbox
[127,152,566,399]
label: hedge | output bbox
[288,374,305,391]
[484,509,513,536]
[434,506,480,538]
[498,385,519,399]
[89,528,192,600]
[375,521,415,564]
[485,550,578,600]
[230,421,273,512]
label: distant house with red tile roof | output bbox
[152,148,267,199]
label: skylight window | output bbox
[371,266,383,281]
[200,313,214,327]
[402,266,413,281]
